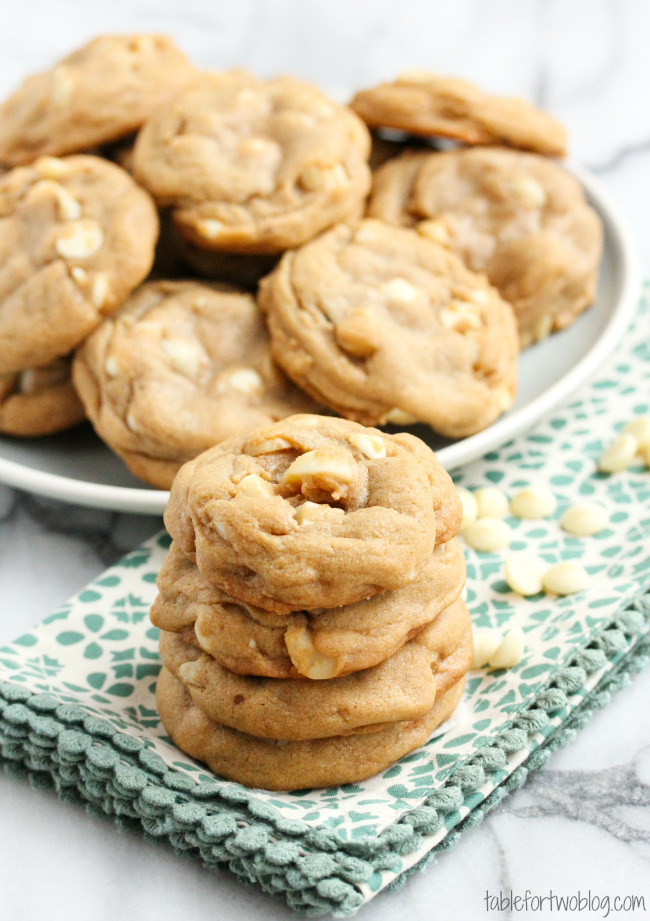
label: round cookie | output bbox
[150,538,465,678]
[0,35,197,166]
[0,356,85,436]
[72,281,318,489]
[259,219,518,437]
[0,155,158,375]
[132,71,372,254]
[367,148,603,347]
[164,414,462,614]
[156,666,465,790]
[350,72,567,157]
[159,596,472,740]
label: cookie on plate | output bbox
[150,538,465,678]
[72,281,317,489]
[0,356,85,436]
[0,35,197,166]
[259,219,518,437]
[158,596,472,739]
[350,72,567,157]
[0,155,158,375]
[164,414,462,613]
[367,148,603,346]
[132,71,371,254]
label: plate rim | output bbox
[0,161,640,515]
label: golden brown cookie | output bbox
[0,35,197,166]
[0,155,158,375]
[367,148,603,347]
[150,538,465,678]
[132,71,372,254]
[156,666,465,790]
[0,356,85,436]
[164,414,462,614]
[159,596,471,740]
[259,219,518,437]
[350,72,567,157]
[72,280,317,489]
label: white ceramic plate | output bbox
[0,163,640,515]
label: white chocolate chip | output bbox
[239,136,277,156]
[237,474,274,499]
[348,433,386,459]
[597,433,638,473]
[35,156,69,179]
[462,517,512,552]
[178,660,203,688]
[104,356,120,378]
[248,638,257,649]
[214,521,228,540]
[622,417,650,449]
[385,407,418,425]
[488,627,525,669]
[532,313,554,342]
[125,407,139,433]
[497,386,515,412]
[640,442,650,469]
[504,551,545,596]
[55,220,103,259]
[197,219,225,241]
[161,338,207,380]
[381,277,419,303]
[299,163,347,191]
[282,111,317,128]
[471,629,502,669]
[91,273,109,309]
[510,176,547,209]
[51,67,74,107]
[542,561,589,596]
[456,487,478,532]
[246,436,293,456]
[284,622,341,679]
[474,486,509,519]
[34,180,82,220]
[293,501,345,528]
[417,218,450,245]
[227,368,264,394]
[560,501,609,537]
[284,450,355,486]
[439,300,482,332]
[354,223,380,245]
[70,266,87,284]
[509,486,557,520]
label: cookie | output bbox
[259,219,518,437]
[156,665,465,790]
[132,71,371,254]
[72,281,317,489]
[0,356,85,436]
[0,155,158,375]
[0,35,197,166]
[367,148,603,346]
[159,596,471,740]
[150,538,465,678]
[164,414,462,613]
[350,72,567,157]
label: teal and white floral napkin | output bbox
[1,288,649,917]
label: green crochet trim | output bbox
[2,589,649,917]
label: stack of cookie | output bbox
[150,414,472,790]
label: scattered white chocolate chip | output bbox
[348,433,386,459]
[474,486,510,519]
[104,356,120,378]
[178,660,203,688]
[542,561,589,596]
[597,433,638,473]
[91,273,109,309]
[227,368,264,394]
[294,501,345,528]
[385,407,418,425]
[471,629,502,669]
[55,220,103,259]
[237,474,274,499]
[511,176,547,209]
[622,416,650,449]
[381,277,419,303]
[161,338,206,380]
[284,450,355,486]
[510,486,557,520]
[70,266,87,284]
[456,487,478,532]
[462,517,512,552]
[284,622,341,679]
[246,436,293,456]
[488,627,525,669]
[560,501,609,537]
[417,218,450,245]
[196,219,225,241]
[504,551,545,596]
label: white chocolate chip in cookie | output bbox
[70,266,87,285]
[178,660,204,688]
[299,163,347,191]
[294,501,345,527]
[417,218,450,246]
[161,338,207,380]
[542,561,589,596]
[34,180,82,221]
[284,449,356,487]
[504,551,545,596]
[55,220,103,259]
[510,176,547,209]
[237,473,274,499]
[439,299,482,332]
[214,520,228,540]
[35,156,70,180]
[510,486,557,520]
[227,368,264,394]
[104,356,120,378]
[381,277,419,303]
[597,434,638,473]
[196,219,225,241]
[348,433,386,459]
[284,622,341,679]
[385,407,418,425]
[245,436,293,456]
[560,501,609,537]
[91,273,109,309]
[335,307,380,358]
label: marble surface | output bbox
[1,2,650,918]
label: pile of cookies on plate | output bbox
[150,414,471,789]
[0,35,603,479]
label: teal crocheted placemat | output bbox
[1,287,650,916]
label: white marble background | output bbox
[1,1,649,919]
